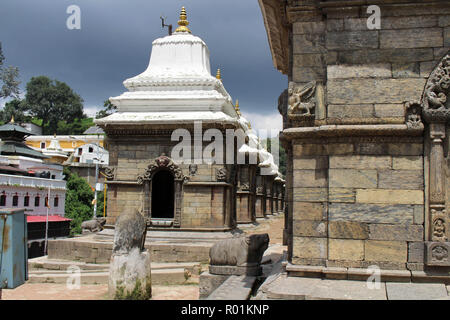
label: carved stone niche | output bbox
[421,50,450,266]
[137,154,188,228]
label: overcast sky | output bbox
[0,0,286,131]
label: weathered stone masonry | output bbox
[259,0,450,275]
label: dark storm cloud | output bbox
[0,0,286,115]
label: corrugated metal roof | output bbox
[27,215,71,223]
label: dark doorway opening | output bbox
[151,170,175,219]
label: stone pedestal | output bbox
[108,248,152,300]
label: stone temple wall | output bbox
[103,129,238,230]
[258,0,450,272]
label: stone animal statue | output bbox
[81,217,106,233]
[112,209,147,255]
[288,81,316,118]
[209,233,269,267]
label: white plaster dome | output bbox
[96,7,238,126]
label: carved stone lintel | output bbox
[137,154,188,184]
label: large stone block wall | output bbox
[274,0,450,272]
[291,4,450,125]
[290,137,425,270]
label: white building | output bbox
[73,143,109,165]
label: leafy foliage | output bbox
[0,99,30,123]
[0,42,20,99]
[63,167,94,236]
[95,100,117,119]
[24,76,85,134]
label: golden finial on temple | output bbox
[10,115,14,124]
[175,6,191,33]
[216,68,222,80]
[235,99,241,116]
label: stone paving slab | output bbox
[207,275,256,300]
[386,282,449,300]
[263,275,387,300]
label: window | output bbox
[54,197,59,207]
[24,196,30,207]
[51,175,55,179]
[12,195,18,207]
[40,142,46,149]
[78,148,83,155]
[35,196,40,207]
[45,197,49,208]
[0,194,6,206]
[88,147,94,153]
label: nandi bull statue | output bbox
[108,209,151,300]
[209,233,269,276]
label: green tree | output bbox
[0,99,30,123]
[54,117,95,135]
[63,167,94,236]
[0,42,20,99]
[95,100,117,119]
[24,76,85,134]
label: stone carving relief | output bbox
[104,167,116,180]
[422,51,450,123]
[431,245,449,262]
[405,101,423,129]
[288,81,316,120]
[188,164,198,176]
[216,167,228,182]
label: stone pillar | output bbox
[422,52,450,266]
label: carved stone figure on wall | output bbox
[216,167,228,182]
[405,101,423,129]
[104,167,116,180]
[288,81,316,119]
[189,164,198,176]
[433,216,447,241]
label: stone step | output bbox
[29,256,202,274]
[27,268,195,285]
[206,275,257,300]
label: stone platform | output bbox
[48,229,243,264]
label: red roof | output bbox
[27,215,71,223]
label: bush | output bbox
[63,168,94,236]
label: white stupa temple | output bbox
[95,7,284,229]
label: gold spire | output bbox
[175,7,191,33]
[235,99,241,116]
[216,68,222,80]
[10,115,14,124]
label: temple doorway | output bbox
[151,170,175,219]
